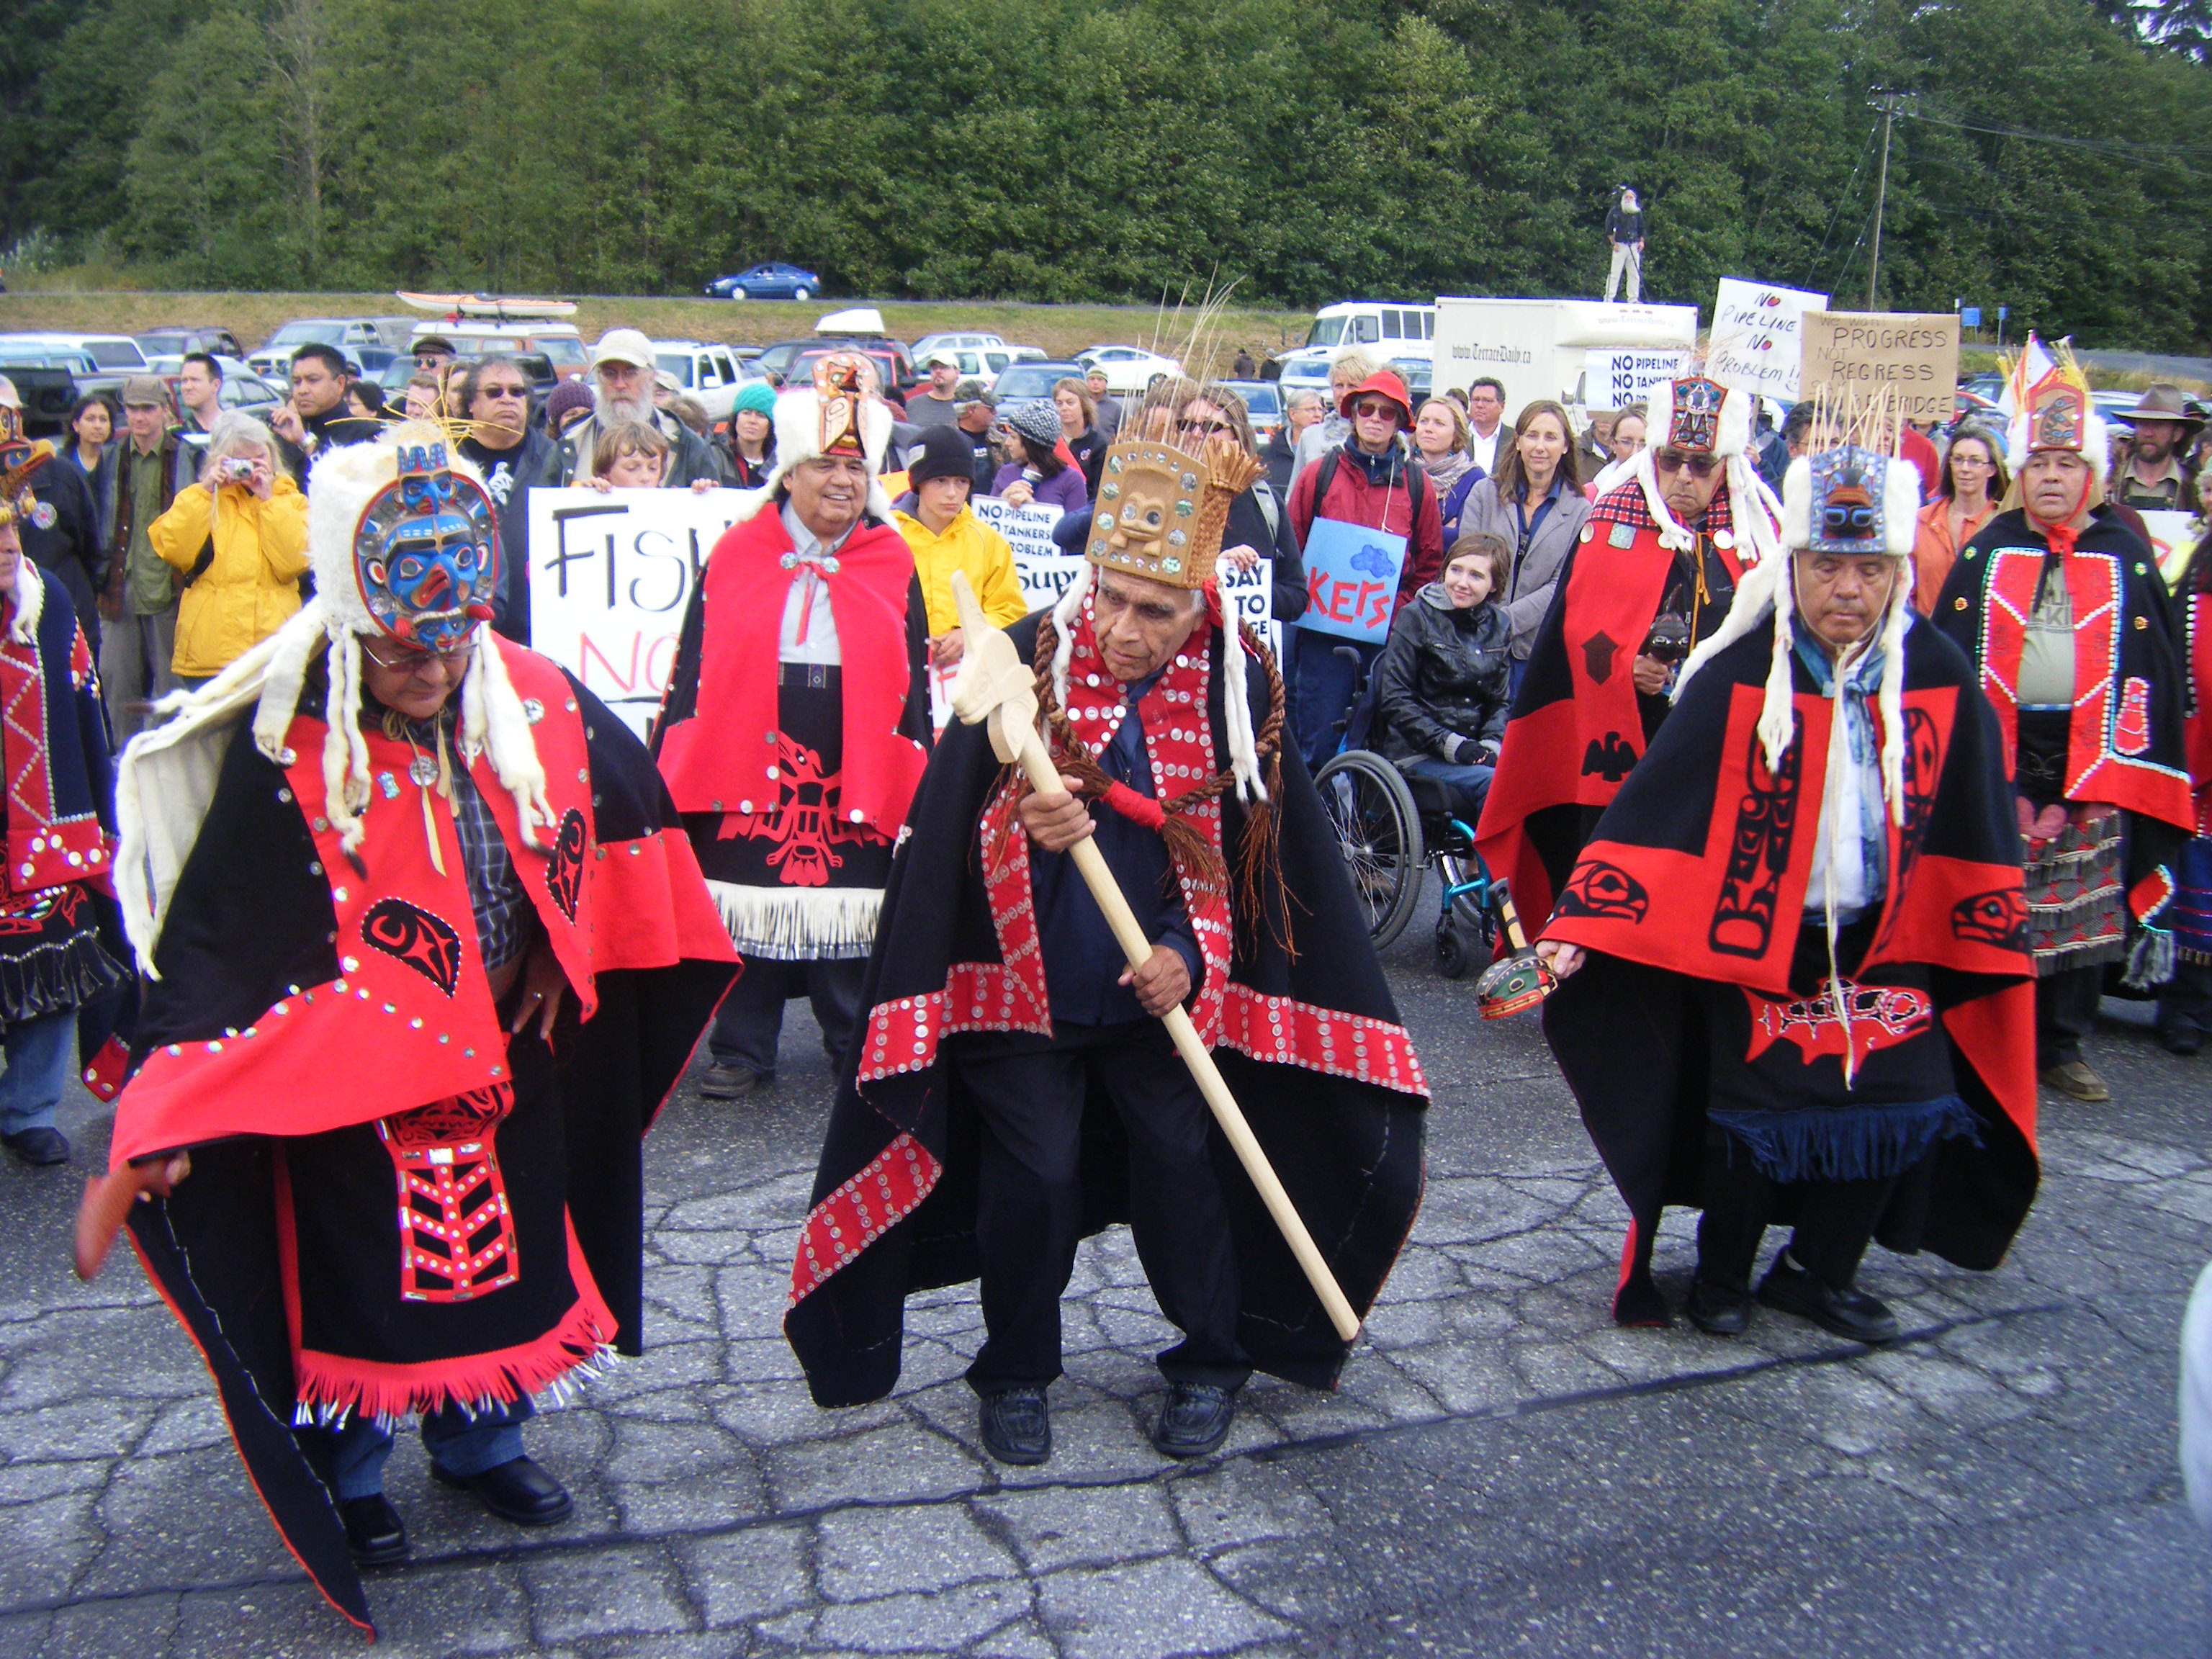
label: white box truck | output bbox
[1431,297,1700,413]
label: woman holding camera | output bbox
[146,411,310,688]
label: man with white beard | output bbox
[555,329,730,488]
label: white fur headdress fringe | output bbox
[1046,562,1265,802]
[112,431,551,976]
[7,558,45,644]
[728,383,896,527]
[1628,379,1783,570]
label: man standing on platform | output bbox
[654,354,932,1100]
[1604,186,1646,303]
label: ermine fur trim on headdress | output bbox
[1627,377,1780,564]
[734,359,896,526]
[7,557,45,644]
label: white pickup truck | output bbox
[652,340,759,424]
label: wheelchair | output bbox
[1310,646,1503,978]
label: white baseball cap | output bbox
[593,328,657,370]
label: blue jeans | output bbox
[1403,756,1496,826]
[304,1396,535,1501]
[0,1010,76,1136]
[1290,633,1381,772]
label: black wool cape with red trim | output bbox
[112,645,737,1638]
[1539,617,2040,1327]
[783,613,1429,1407]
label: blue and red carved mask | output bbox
[351,439,499,652]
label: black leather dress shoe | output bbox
[2162,1025,2205,1057]
[1756,1254,1901,1344]
[978,1386,1051,1465]
[1152,1382,1236,1458]
[1,1128,68,1167]
[699,1062,771,1100]
[338,1493,408,1566]
[433,1455,573,1524]
[1684,1277,1753,1336]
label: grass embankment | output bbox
[0,279,1317,365]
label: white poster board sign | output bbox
[1705,277,1828,403]
[526,488,738,737]
[1583,348,1691,410]
[529,487,1277,739]
[969,495,1065,562]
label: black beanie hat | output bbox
[909,423,978,490]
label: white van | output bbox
[1275,300,1437,390]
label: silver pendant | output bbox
[408,755,439,787]
[521,698,545,724]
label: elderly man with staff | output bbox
[784,410,1428,1465]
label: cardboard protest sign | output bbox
[1798,312,1960,425]
[970,495,1065,562]
[1583,348,1691,410]
[1706,278,1827,403]
[1298,518,1406,644]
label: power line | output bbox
[1905,109,2212,180]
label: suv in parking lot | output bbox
[138,325,246,361]
[653,341,756,423]
[248,317,413,381]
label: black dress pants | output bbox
[708,955,866,1075]
[952,1021,1251,1394]
[1695,1135,1899,1293]
[2035,963,2104,1070]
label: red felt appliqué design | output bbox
[377,1084,521,1303]
[2116,676,2152,757]
[1743,979,1933,1070]
[719,732,888,887]
[790,1132,942,1303]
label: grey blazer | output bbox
[1457,477,1593,660]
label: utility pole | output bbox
[1866,92,1916,310]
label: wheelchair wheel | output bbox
[1435,915,1473,979]
[1316,750,1425,948]
[1434,851,1501,953]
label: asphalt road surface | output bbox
[0,889,2204,1657]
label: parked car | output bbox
[137,325,246,361]
[704,262,819,301]
[1075,344,1182,395]
[992,361,1087,404]
[1220,379,1285,444]
[1948,387,2002,432]
[1390,356,1433,402]
[654,340,756,423]
[248,318,397,381]
[924,342,1022,379]
[0,356,83,437]
[377,350,557,408]
[1277,355,1333,395]
[912,331,1007,363]
[1961,372,2005,401]
[408,318,586,379]
[0,333,141,405]
[786,341,918,405]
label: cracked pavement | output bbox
[0,900,2206,1657]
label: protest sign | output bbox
[2140,508,2200,585]
[528,487,737,737]
[1797,312,1960,425]
[1298,518,1406,644]
[970,495,1065,562]
[529,487,1278,737]
[1705,277,1827,403]
[1583,348,1691,410]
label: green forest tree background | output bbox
[3,0,2210,349]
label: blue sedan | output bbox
[704,263,820,301]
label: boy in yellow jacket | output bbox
[147,413,310,686]
[893,426,1026,668]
